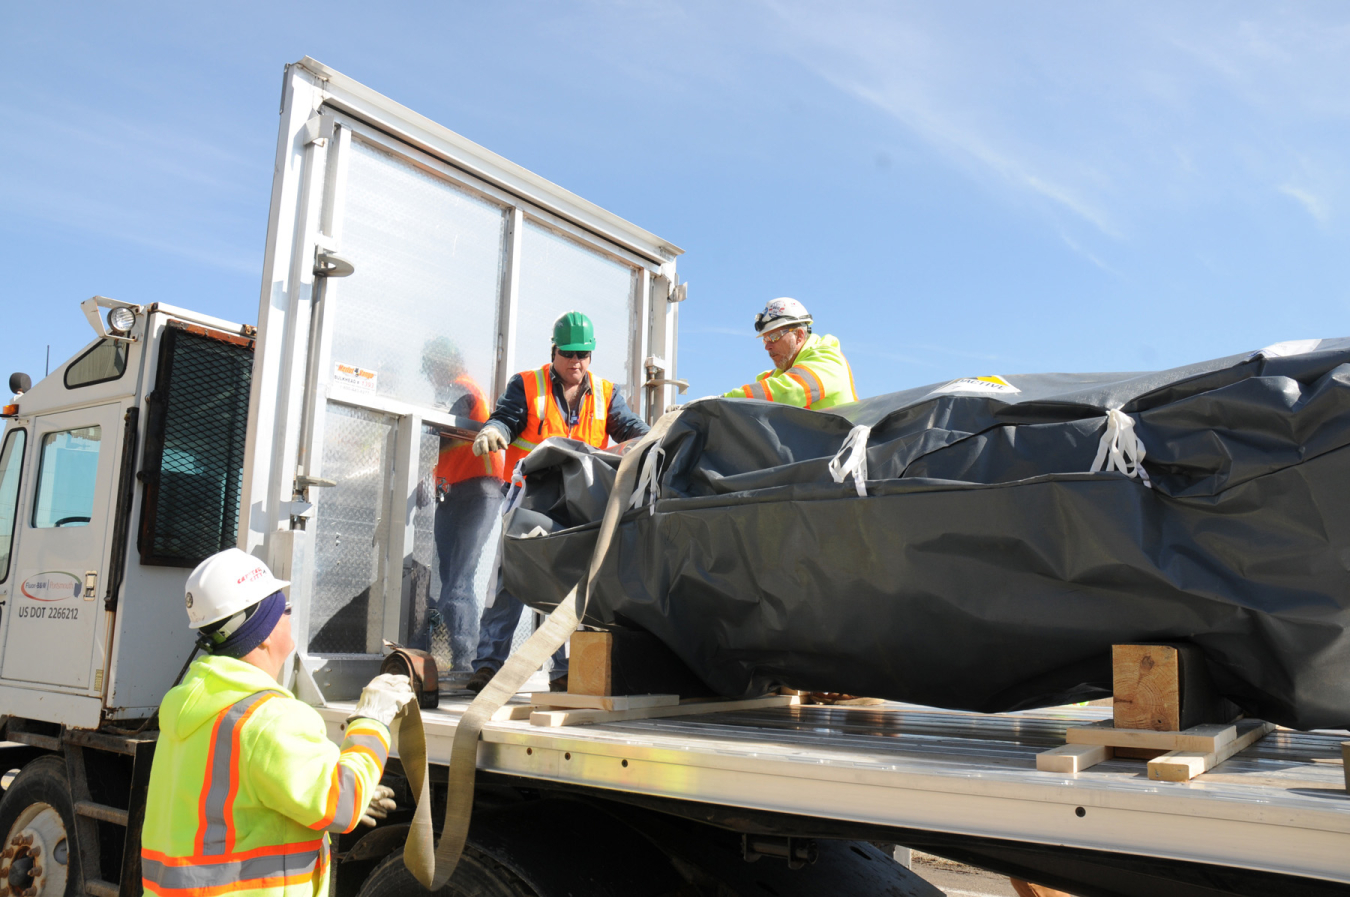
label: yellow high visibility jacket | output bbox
[724,333,858,410]
[141,654,389,897]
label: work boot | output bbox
[548,674,569,693]
[465,668,495,694]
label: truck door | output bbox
[242,59,684,698]
[0,403,122,691]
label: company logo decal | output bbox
[927,375,1021,398]
[21,571,82,602]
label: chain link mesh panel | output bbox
[138,325,253,567]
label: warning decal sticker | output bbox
[334,363,378,394]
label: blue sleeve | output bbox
[488,374,529,441]
[606,390,650,442]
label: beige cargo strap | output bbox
[397,410,680,890]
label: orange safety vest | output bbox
[504,364,613,476]
[435,375,505,488]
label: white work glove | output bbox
[472,424,508,457]
[350,673,415,727]
[359,784,398,827]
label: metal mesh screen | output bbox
[138,325,253,567]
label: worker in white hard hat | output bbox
[140,548,416,897]
[723,298,858,409]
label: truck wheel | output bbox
[357,847,536,897]
[0,757,80,897]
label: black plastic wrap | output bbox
[502,340,1350,729]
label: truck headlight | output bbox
[107,307,137,334]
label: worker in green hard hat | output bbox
[467,310,648,692]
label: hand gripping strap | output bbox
[397,409,682,890]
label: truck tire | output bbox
[0,756,82,897]
[357,847,537,897]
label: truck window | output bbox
[0,428,26,580]
[65,339,128,388]
[32,426,101,528]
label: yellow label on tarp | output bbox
[927,374,1020,397]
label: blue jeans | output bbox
[431,477,503,671]
[474,587,568,679]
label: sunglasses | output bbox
[761,329,794,345]
[557,350,591,360]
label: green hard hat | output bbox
[552,311,596,351]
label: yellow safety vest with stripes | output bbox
[725,333,858,410]
[142,654,388,897]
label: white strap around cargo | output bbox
[828,424,871,497]
[629,446,665,515]
[1090,407,1152,488]
[397,409,682,890]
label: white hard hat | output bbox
[185,548,290,630]
[754,297,813,335]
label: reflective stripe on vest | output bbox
[785,365,826,408]
[142,841,327,896]
[312,720,388,833]
[532,367,547,421]
[197,692,283,855]
[589,371,604,420]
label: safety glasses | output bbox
[557,350,591,360]
[761,329,793,345]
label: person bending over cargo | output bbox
[141,548,415,897]
[466,311,649,693]
[724,297,858,409]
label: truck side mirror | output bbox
[9,372,31,395]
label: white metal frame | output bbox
[242,60,685,683]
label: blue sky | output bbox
[3,2,1348,402]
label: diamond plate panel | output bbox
[309,404,395,654]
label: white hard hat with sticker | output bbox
[185,548,290,630]
[754,297,813,335]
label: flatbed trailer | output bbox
[314,694,1350,894]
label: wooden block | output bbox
[568,629,715,698]
[491,704,534,721]
[568,631,613,696]
[1066,719,1237,753]
[1113,746,1168,760]
[1011,879,1076,897]
[1148,720,1275,782]
[527,693,679,712]
[1036,743,1112,774]
[1113,644,1182,730]
[531,694,798,728]
[1113,643,1240,731]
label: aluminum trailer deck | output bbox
[319,697,1350,891]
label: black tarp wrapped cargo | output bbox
[500,339,1350,730]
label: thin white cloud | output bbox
[1279,185,1329,223]
[755,1,1350,244]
